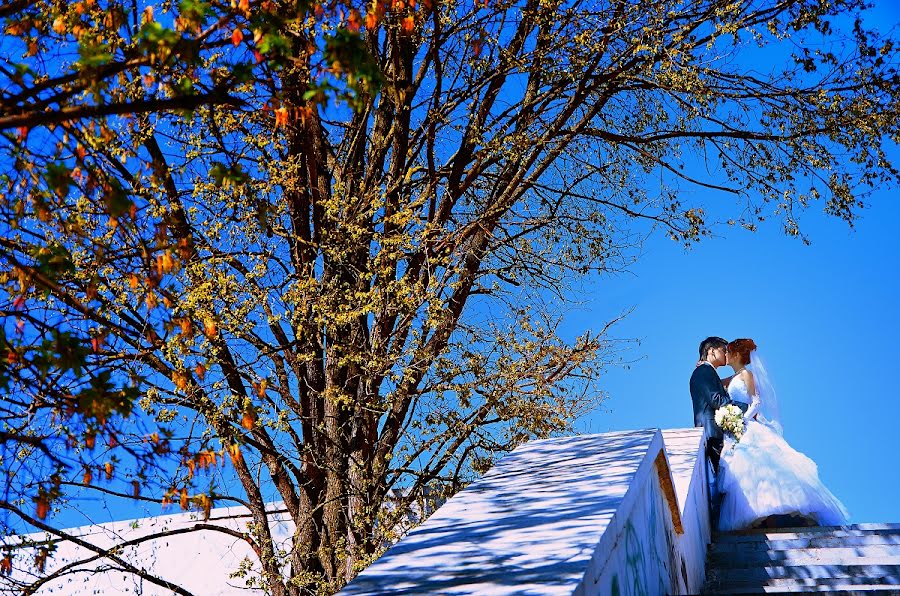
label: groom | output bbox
[690,336,731,471]
[690,336,731,527]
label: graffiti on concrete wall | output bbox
[606,460,689,596]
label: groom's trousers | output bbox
[707,437,723,474]
[706,437,724,531]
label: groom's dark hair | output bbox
[699,336,728,360]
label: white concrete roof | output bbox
[341,429,690,595]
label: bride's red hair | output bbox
[727,338,757,364]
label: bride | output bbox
[717,338,849,531]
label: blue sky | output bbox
[562,0,900,526]
[569,177,900,524]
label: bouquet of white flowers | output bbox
[714,404,745,441]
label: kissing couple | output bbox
[690,336,848,531]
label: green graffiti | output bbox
[623,520,648,596]
[647,479,671,593]
[618,476,688,595]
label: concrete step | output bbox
[711,588,900,594]
[707,563,900,583]
[705,524,900,593]
[714,524,900,543]
[709,546,900,567]
[711,532,900,554]
[708,578,900,594]
[707,576,900,593]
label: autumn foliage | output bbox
[2,0,899,593]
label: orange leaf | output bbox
[401,15,414,33]
[197,449,217,468]
[177,237,192,259]
[241,408,256,430]
[84,431,96,450]
[274,107,289,128]
[34,549,47,573]
[203,317,218,339]
[82,468,93,485]
[157,251,176,273]
[365,12,378,29]
[132,481,141,498]
[347,9,361,32]
[232,27,244,46]
[104,461,114,480]
[172,370,189,391]
[226,443,244,466]
[180,487,189,510]
[196,493,212,520]
[194,363,206,380]
[35,494,49,520]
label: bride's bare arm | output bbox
[742,370,760,419]
[744,369,757,398]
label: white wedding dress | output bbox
[717,374,849,531]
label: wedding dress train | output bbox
[717,375,849,532]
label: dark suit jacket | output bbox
[690,363,731,441]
